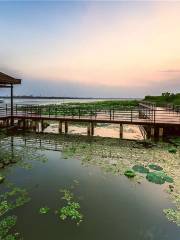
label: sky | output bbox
[0,1,180,98]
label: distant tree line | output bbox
[144,92,180,106]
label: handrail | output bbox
[0,104,179,125]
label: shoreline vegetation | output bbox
[144,92,180,107]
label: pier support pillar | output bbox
[65,121,68,134]
[146,127,151,139]
[59,121,63,134]
[87,123,91,136]
[154,127,160,142]
[41,120,44,132]
[150,127,155,139]
[159,127,164,141]
[90,122,94,136]
[119,124,123,139]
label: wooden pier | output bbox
[0,102,179,140]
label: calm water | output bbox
[0,136,179,240]
[2,98,139,105]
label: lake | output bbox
[0,134,179,240]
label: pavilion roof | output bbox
[0,72,21,86]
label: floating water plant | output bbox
[0,215,17,239]
[39,207,50,214]
[163,208,180,226]
[148,164,163,171]
[168,147,177,154]
[59,202,83,225]
[132,165,149,173]
[124,169,136,178]
[146,171,174,184]
[59,189,83,225]
[146,172,165,184]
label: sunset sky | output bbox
[0,1,180,97]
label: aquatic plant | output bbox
[0,201,9,216]
[148,164,163,171]
[59,188,83,225]
[39,207,50,214]
[132,165,149,173]
[146,172,165,184]
[146,171,174,184]
[59,202,83,225]
[163,208,180,226]
[124,169,136,178]
[168,147,177,154]
[0,216,17,239]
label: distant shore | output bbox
[0,96,141,100]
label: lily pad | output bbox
[124,169,136,178]
[146,171,174,184]
[148,164,163,171]
[132,165,149,173]
[146,172,165,184]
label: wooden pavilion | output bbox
[0,72,21,124]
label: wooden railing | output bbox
[0,104,179,125]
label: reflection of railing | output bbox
[0,104,180,125]
[14,136,63,151]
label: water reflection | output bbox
[0,134,179,240]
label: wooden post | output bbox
[159,127,164,141]
[10,84,14,126]
[87,123,91,136]
[154,127,159,141]
[59,121,62,134]
[150,127,155,139]
[41,120,44,132]
[65,121,68,134]
[91,122,94,136]
[119,123,123,139]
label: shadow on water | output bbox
[0,134,179,240]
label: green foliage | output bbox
[0,216,17,239]
[124,169,136,178]
[0,201,9,216]
[146,171,174,184]
[168,147,177,154]
[132,165,149,173]
[148,164,163,171]
[144,92,180,106]
[170,137,180,147]
[163,208,180,226]
[59,189,83,225]
[39,207,50,214]
[24,100,138,117]
[59,202,83,225]
[146,172,165,184]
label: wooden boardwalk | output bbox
[0,104,179,127]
